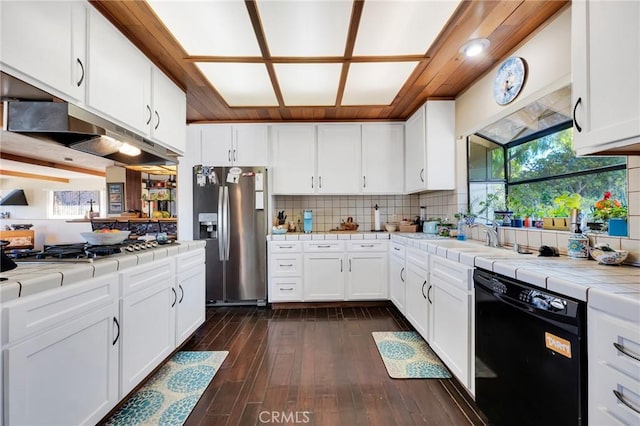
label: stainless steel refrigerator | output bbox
[193,166,267,306]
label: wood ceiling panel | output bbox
[89,0,569,123]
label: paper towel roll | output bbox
[374,209,381,231]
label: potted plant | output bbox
[543,193,582,231]
[507,195,525,228]
[593,191,628,236]
[477,193,510,225]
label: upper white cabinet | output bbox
[1,1,87,103]
[317,124,362,194]
[200,124,269,166]
[405,101,455,193]
[361,123,404,194]
[572,0,640,155]
[271,125,317,194]
[87,8,186,155]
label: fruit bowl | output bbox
[589,246,628,265]
[81,230,131,245]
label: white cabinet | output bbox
[303,241,345,301]
[87,8,186,154]
[404,247,430,340]
[2,276,120,426]
[572,0,640,155]
[588,290,640,425]
[175,249,206,346]
[271,125,317,194]
[388,242,406,313]
[346,241,388,300]
[119,258,176,397]
[429,256,474,393]
[405,101,455,193]
[200,124,269,166]
[361,123,404,194]
[268,241,304,302]
[317,124,362,194]
[0,1,87,103]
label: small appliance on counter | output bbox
[423,221,439,234]
[303,210,313,233]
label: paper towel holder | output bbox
[372,203,383,232]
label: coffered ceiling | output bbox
[90,0,569,124]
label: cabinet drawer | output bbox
[589,306,640,381]
[269,241,302,253]
[303,241,344,252]
[430,256,472,291]
[269,277,302,302]
[120,258,174,296]
[270,254,302,277]
[347,240,387,252]
[406,246,428,269]
[590,361,640,425]
[390,242,405,258]
[177,248,205,274]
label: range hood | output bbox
[5,101,178,166]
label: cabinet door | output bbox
[175,261,206,346]
[405,106,426,193]
[303,253,345,300]
[88,8,151,135]
[347,253,387,300]
[4,303,119,426]
[362,123,404,194]
[201,124,233,166]
[424,101,455,190]
[152,67,187,154]
[405,264,429,339]
[572,0,640,154]
[271,125,316,194]
[317,124,361,194]
[430,274,471,389]
[120,279,175,397]
[388,254,406,313]
[234,125,269,166]
[1,1,86,102]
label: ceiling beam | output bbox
[0,169,70,183]
[336,0,365,107]
[0,153,106,177]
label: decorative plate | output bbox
[493,57,527,105]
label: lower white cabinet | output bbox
[304,251,346,301]
[347,252,387,300]
[429,256,474,394]
[404,247,430,340]
[119,258,176,398]
[388,242,406,313]
[2,276,120,426]
[175,249,206,346]
[588,289,640,425]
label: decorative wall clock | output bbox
[493,57,527,105]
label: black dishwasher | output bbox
[474,269,586,426]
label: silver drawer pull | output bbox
[394,247,401,251]
[279,264,294,267]
[317,245,331,248]
[613,342,640,362]
[360,244,374,248]
[613,390,640,415]
[278,245,293,249]
[280,287,294,291]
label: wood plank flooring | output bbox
[179,305,486,426]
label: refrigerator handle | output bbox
[218,188,225,261]
[224,186,230,261]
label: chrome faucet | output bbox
[470,219,500,247]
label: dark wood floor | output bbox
[181,305,487,426]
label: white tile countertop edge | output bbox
[0,240,206,303]
[391,234,640,303]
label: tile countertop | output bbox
[391,234,640,302]
[0,240,205,303]
[267,231,393,240]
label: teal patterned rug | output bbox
[106,351,228,425]
[372,331,451,379]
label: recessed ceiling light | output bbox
[460,38,490,58]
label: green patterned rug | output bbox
[106,351,228,425]
[372,331,451,379]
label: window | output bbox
[468,122,627,222]
[51,190,103,219]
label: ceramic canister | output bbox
[567,234,589,259]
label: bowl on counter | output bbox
[81,230,131,245]
[589,246,628,265]
[272,227,288,235]
[384,223,398,232]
